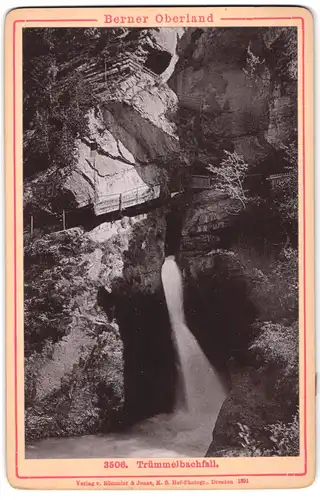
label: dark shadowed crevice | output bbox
[183,259,258,386]
[98,286,178,427]
[144,47,172,75]
[165,209,184,257]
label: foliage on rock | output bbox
[24,228,126,440]
[271,142,298,238]
[25,321,124,440]
[236,411,299,456]
[23,27,128,214]
[24,230,93,353]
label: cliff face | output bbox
[59,29,182,213]
[25,210,173,439]
[24,27,298,452]
[170,29,273,166]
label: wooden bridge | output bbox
[266,172,291,189]
[26,163,292,236]
[92,174,212,217]
[93,183,162,217]
[190,174,214,190]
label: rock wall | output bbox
[168,27,298,456]
[63,30,182,213]
[25,210,174,439]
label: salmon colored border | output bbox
[12,16,307,480]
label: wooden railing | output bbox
[93,183,161,216]
[190,175,213,190]
[267,172,291,189]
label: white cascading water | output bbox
[26,255,226,459]
[161,255,225,418]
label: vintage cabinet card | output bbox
[5,5,314,490]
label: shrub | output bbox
[235,246,298,324]
[243,42,265,79]
[270,27,297,83]
[271,142,298,240]
[237,411,299,456]
[250,322,298,378]
[208,151,249,211]
[250,321,299,399]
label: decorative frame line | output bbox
[12,15,307,480]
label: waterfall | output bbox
[161,255,225,418]
[26,254,226,459]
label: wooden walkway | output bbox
[92,175,213,217]
[266,172,291,188]
[93,183,161,216]
[26,169,292,236]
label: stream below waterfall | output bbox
[26,256,226,459]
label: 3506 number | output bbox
[104,461,128,468]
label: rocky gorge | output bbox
[24,26,299,457]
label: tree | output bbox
[208,151,249,210]
[243,42,265,79]
[23,28,126,176]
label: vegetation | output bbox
[221,140,299,455]
[25,322,124,440]
[24,30,95,172]
[268,27,298,83]
[197,38,298,454]
[272,142,298,240]
[237,411,299,456]
[24,229,91,353]
[226,140,299,455]
[23,28,126,215]
[243,42,265,79]
[208,151,249,211]
[24,228,126,439]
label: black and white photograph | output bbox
[23,25,299,460]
